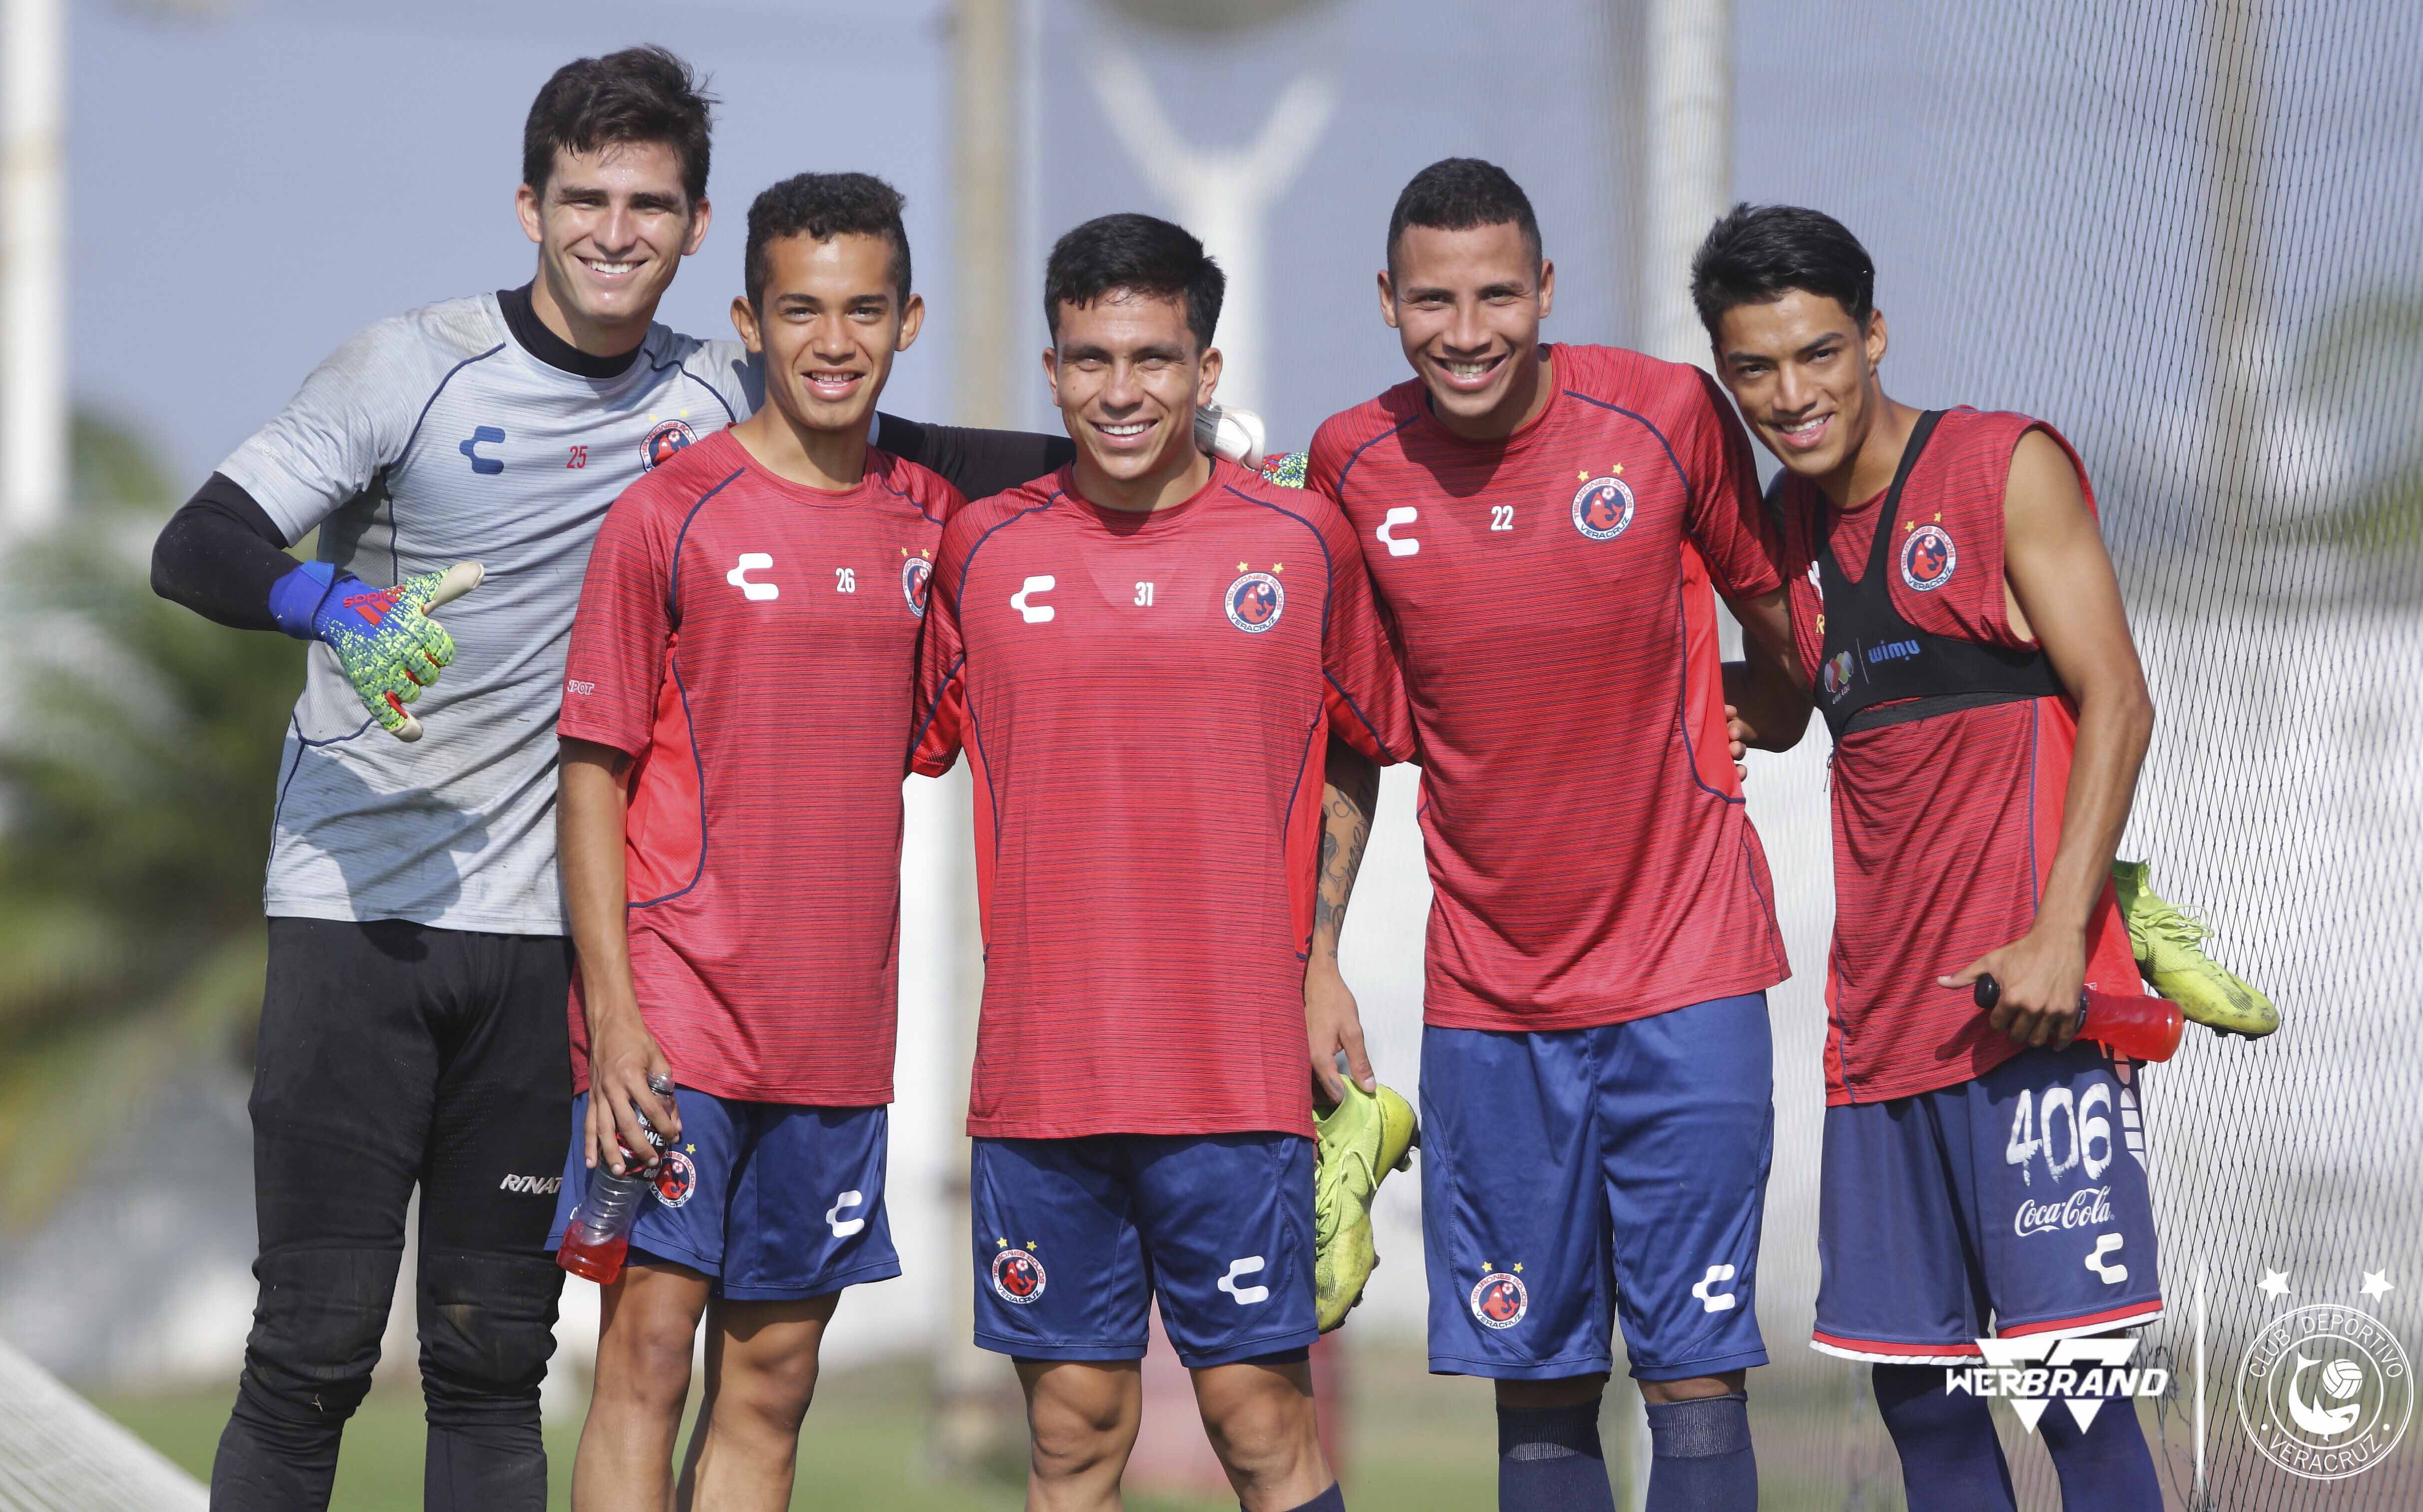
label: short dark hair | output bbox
[1386,158,1542,276]
[522,46,717,207]
[1690,203,1876,340]
[744,172,912,310]
[1043,213,1223,350]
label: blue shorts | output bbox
[547,1089,899,1302]
[1420,993,1774,1382]
[969,1133,1318,1371]
[1813,1041,2164,1363]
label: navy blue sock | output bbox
[2038,1388,2162,1511]
[1496,1400,1617,1512]
[1873,1364,2016,1512]
[1642,1393,1757,1512]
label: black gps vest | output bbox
[1809,410,2066,741]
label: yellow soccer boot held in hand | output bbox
[1312,1077,1418,1332]
[2113,858,2278,1039]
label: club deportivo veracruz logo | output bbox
[1225,570,1285,634]
[2238,1298,2413,1481]
[990,1240,1046,1305]
[1571,469,1636,541]
[640,416,697,472]
[1900,521,1955,590]
[1470,1267,1528,1330]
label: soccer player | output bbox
[911,213,1411,1512]
[1304,159,1802,1512]
[1691,203,2164,1511]
[548,171,954,1512]
[144,48,1122,1511]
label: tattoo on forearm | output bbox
[1313,787,1372,958]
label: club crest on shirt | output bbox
[1900,522,1956,591]
[901,554,933,617]
[651,1148,697,1209]
[990,1244,1047,1305]
[641,417,697,472]
[1470,1270,1529,1329]
[1822,649,1856,702]
[1571,474,1636,541]
[1225,571,1285,634]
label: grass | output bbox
[99,1345,1499,1512]
[100,1345,1925,1509]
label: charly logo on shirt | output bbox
[990,1238,1047,1304]
[641,415,698,472]
[1901,518,1956,590]
[458,425,506,475]
[1470,1263,1529,1329]
[1225,563,1286,634]
[900,547,933,617]
[1571,465,1636,541]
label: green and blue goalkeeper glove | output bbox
[269,559,484,742]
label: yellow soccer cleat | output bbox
[1312,1079,1418,1332]
[2112,859,2278,1039]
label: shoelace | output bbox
[2134,897,2214,950]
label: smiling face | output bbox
[1381,221,1555,439]
[732,231,921,439]
[1044,288,1220,495]
[517,141,708,350]
[1711,287,1888,490]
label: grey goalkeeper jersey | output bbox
[221,292,758,934]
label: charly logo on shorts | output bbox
[1225,570,1285,634]
[650,1148,696,1209]
[2237,1275,2412,1482]
[641,417,698,472]
[1571,471,1636,541]
[990,1240,1047,1305]
[1470,1266,1528,1330]
[1900,522,1955,590]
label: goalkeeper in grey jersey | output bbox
[145,46,1096,1512]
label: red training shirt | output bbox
[558,429,962,1106]
[1308,343,1789,1032]
[912,459,1413,1140]
[1773,407,2141,1105]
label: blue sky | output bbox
[68,0,2423,511]
[73,0,960,483]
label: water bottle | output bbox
[555,1073,675,1284]
[1973,976,2185,1061]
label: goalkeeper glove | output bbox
[1257,451,1309,490]
[1195,403,1268,469]
[268,559,484,743]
